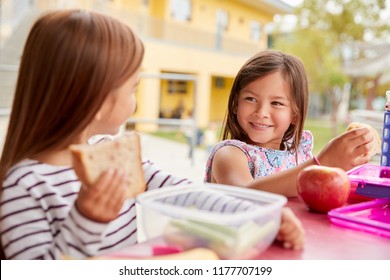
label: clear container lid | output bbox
[136,183,287,225]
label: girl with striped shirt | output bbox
[0,10,305,260]
[0,10,191,259]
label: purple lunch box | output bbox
[328,198,390,238]
[347,164,390,199]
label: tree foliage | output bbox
[297,0,387,42]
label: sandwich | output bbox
[69,132,146,198]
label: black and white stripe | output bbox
[1,158,191,259]
[159,191,260,214]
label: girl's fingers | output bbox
[90,168,125,195]
[103,169,128,199]
[344,127,370,140]
[348,128,373,149]
[89,168,115,193]
[277,221,303,243]
[76,168,128,222]
[111,169,126,187]
[335,128,373,167]
[105,171,127,202]
[287,234,305,250]
[276,208,305,249]
[110,184,128,213]
[282,207,301,225]
[278,225,305,250]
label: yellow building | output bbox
[106,0,292,131]
[0,0,292,130]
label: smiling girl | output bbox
[205,50,374,197]
[204,50,375,249]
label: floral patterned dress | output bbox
[204,130,314,182]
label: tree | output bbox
[273,0,390,136]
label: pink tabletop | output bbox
[103,198,390,260]
[257,198,390,260]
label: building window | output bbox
[250,21,262,42]
[170,0,191,21]
[215,77,225,88]
[168,80,188,94]
[216,9,229,31]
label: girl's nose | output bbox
[254,104,269,118]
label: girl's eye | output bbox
[245,97,256,102]
[272,101,284,106]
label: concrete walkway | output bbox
[0,116,207,183]
[139,132,208,183]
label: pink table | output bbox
[257,198,390,260]
[105,198,390,260]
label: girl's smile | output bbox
[249,122,273,129]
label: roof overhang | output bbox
[343,44,390,79]
[238,0,294,15]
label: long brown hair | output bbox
[222,50,309,153]
[0,9,144,186]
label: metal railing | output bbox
[128,72,198,165]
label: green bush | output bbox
[304,118,347,155]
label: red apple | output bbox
[296,165,350,213]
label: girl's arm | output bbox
[317,127,373,170]
[142,160,192,190]
[211,145,316,197]
[1,183,110,259]
[211,127,374,197]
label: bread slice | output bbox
[346,122,382,159]
[69,132,146,198]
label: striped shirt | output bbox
[0,159,191,259]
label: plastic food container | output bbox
[136,183,287,259]
[347,164,390,201]
[328,198,390,238]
